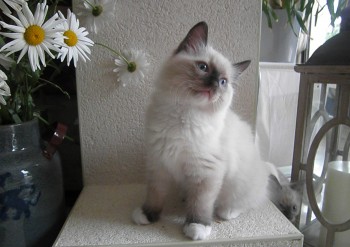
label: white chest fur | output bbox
[145,101,224,178]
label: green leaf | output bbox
[299,0,306,10]
[315,4,327,26]
[327,0,336,26]
[296,11,308,34]
[336,0,348,17]
[284,0,300,35]
[303,1,314,23]
[0,36,5,46]
[262,0,279,28]
[8,109,22,124]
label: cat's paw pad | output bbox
[132,207,150,225]
[216,208,242,220]
[183,223,211,240]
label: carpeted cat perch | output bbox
[54,184,303,246]
[55,1,304,246]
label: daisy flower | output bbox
[0,69,10,108]
[56,9,94,67]
[75,0,115,34]
[112,49,149,87]
[0,0,64,72]
[0,0,26,14]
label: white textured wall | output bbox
[73,0,261,185]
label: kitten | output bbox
[132,21,271,240]
[268,169,302,224]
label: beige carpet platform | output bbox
[54,184,303,247]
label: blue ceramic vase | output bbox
[0,119,65,247]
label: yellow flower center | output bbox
[24,25,45,46]
[128,62,137,73]
[63,30,78,47]
[92,5,103,16]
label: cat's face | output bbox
[161,47,235,109]
[269,175,302,223]
[279,186,301,223]
[158,22,250,110]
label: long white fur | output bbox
[133,25,271,240]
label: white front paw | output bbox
[132,207,150,225]
[183,223,212,240]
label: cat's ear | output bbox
[233,60,251,78]
[290,180,304,193]
[175,21,208,54]
[269,175,282,191]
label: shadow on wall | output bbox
[40,63,83,205]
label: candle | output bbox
[319,161,350,247]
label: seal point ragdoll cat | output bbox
[132,21,271,240]
[268,172,303,224]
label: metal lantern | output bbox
[291,7,350,247]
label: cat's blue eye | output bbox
[219,78,227,86]
[197,62,208,72]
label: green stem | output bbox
[24,74,32,121]
[37,78,70,99]
[34,113,75,143]
[95,42,130,66]
[83,0,95,9]
[34,113,49,125]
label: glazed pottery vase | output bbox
[0,119,65,247]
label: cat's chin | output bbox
[191,89,218,103]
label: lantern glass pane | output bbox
[301,83,337,164]
[299,83,345,228]
[300,122,350,234]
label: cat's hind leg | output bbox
[215,180,243,220]
[216,206,243,220]
[132,167,171,225]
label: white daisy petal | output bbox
[0,0,65,71]
[76,0,115,34]
[73,49,79,67]
[0,21,25,33]
[0,1,11,14]
[4,0,26,12]
[76,46,88,62]
[0,53,15,70]
[2,13,24,28]
[0,69,11,109]
[55,9,94,67]
[0,31,24,39]
[36,0,47,26]
[21,3,34,25]
[28,46,38,71]
[36,45,46,67]
[0,69,8,80]
[17,43,28,62]
[42,13,62,29]
[1,38,23,53]
[41,41,57,58]
[113,50,149,86]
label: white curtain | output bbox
[256,62,300,169]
